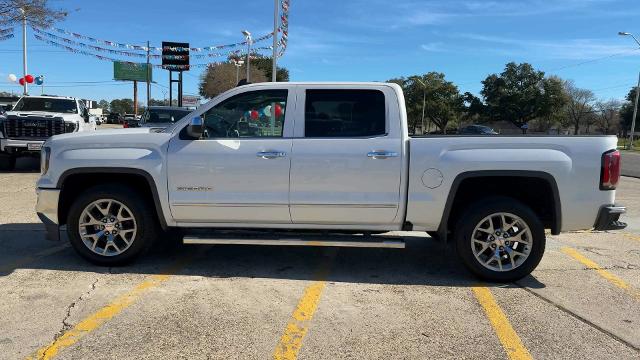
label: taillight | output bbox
[123,122,129,128]
[600,150,621,190]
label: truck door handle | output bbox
[257,151,287,159]
[367,151,399,159]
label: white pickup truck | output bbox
[0,95,96,170]
[35,82,626,281]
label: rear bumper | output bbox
[593,205,627,231]
[35,188,61,241]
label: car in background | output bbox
[138,106,191,130]
[459,125,498,135]
[122,114,139,128]
[105,113,122,124]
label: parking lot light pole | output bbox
[20,7,28,95]
[242,30,252,82]
[272,0,278,82]
[233,59,245,84]
[415,78,427,134]
[619,32,640,149]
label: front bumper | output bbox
[35,188,61,241]
[1,138,45,152]
[593,205,627,231]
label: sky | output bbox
[1,0,640,103]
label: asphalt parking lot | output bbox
[0,155,639,359]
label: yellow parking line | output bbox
[273,251,335,360]
[472,286,533,360]
[623,233,640,242]
[561,247,640,300]
[26,253,195,360]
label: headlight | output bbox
[41,146,51,175]
[65,122,78,133]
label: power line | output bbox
[545,48,640,72]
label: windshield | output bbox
[144,109,191,123]
[13,97,77,113]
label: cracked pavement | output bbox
[0,159,639,359]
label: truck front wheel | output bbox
[67,184,157,265]
[454,197,545,282]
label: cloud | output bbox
[420,42,446,52]
[452,33,640,60]
[344,0,633,30]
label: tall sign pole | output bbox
[146,41,151,107]
[272,0,278,82]
[20,8,28,95]
[133,80,138,116]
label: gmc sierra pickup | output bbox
[0,95,96,170]
[35,82,626,281]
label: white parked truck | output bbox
[0,95,97,170]
[35,82,626,281]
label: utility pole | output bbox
[272,0,278,82]
[242,30,252,82]
[20,8,28,95]
[233,59,244,84]
[619,32,640,149]
[630,73,640,149]
[133,80,138,116]
[146,41,151,107]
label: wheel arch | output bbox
[57,167,168,229]
[437,170,561,241]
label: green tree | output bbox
[199,62,268,99]
[620,86,639,136]
[109,98,134,114]
[149,98,169,106]
[563,80,595,135]
[0,0,67,28]
[480,62,546,128]
[596,99,620,135]
[462,92,485,123]
[537,76,568,132]
[410,73,463,134]
[252,56,289,82]
[98,99,109,112]
[388,74,463,134]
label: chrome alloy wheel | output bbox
[471,212,532,272]
[78,199,137,257]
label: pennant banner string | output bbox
[47,27,274,52]
[33,33,273,69]
[0,27,15,36]
[0,33,14,41]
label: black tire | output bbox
[0,153,16,171]
[454,197,545,282]
[67,184,158,266]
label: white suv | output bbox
[0,95,96,170]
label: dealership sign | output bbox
[113,61,152,82]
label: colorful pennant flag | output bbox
[0,33,14,41]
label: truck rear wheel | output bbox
[67,184,157,265]
[454,197,545,282]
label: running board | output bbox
[183,235,405,249]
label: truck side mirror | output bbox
[186,116,203,139]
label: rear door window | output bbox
[304,90,386,138]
